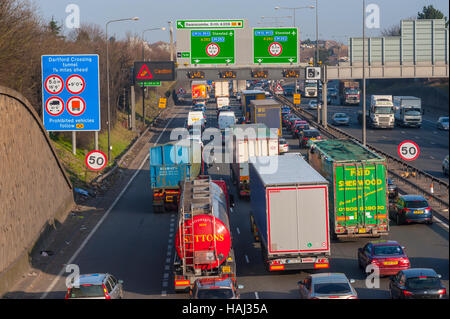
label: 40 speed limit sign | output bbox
[398,141,420,161]
[85,150,108,171]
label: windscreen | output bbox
[374,107,393,114]
[197,289,234,299]
[314,283,351,294]
[405,200,428,208]
[373,245,403,256]
[406,277,441,290]
[69,284,104,298]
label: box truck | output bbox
[339,81,360,105]
[229,124,278,198]
[393,96,423,128]
[249,99,282,136]
[308,139,389,239]
[249,154,331,271]
[150,140,203,213]
[241,90,266,121]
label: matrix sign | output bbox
[190,30,235,64]
[253,28,298,64]
[41,55,100,131]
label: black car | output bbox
[299,129,322,148]
[292,123,310,139]
[387,178,398,199]
[389,268,447,299]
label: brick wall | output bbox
[0,86,74,295]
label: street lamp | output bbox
[274,5,314,27]
[142,27,166,60]
[106,16,139,162]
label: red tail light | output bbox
[347,295,358,299]
[303,137,308,140]
[403,290,413,296]
[102,284,111,299]
[399,258,410,266]
[403,208,411,213]
[370,259,381,265]
[438,289,446,295]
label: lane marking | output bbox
[245,255,250,263]
[161,291,167,296]
[255,292,259,299]
[40,113,178,299]
[236,227,240,235]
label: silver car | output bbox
[437,116,449,130]
[332,112,350,126]
[190,278,244,299]
[65,273,124,299]
[298,273,357,299]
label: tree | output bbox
[381,24,401,36]
[48,17,61,36]
[417,5,448,27]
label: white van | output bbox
[218,111,236,130]
[187,111,205,129]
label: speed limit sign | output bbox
[398,141,420,161]
[85,150,108,171]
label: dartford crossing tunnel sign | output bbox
[41,54,100,131]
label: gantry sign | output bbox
[175,19,301,81]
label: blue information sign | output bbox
[41,54,100,131]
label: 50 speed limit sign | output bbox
[398,141,420,161]
[85,150,107,171]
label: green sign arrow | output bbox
[253,28,298,64]
[190,30,235,64]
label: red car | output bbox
[290,119,306,132]
[358,240,410,276]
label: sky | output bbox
[33,0,449,44]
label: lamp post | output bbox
[106,16,139,162]
[362,0,367,146]
[140,27,166,125]
[275,5,314,94]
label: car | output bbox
[299,129,322,148]
[289,119,306,132]
[190,278,243,299]
[308,100,318,110]
[332,113,350,126]
[443,155,449,176]
[358,240,410,276]
[389,268,447,299]
[279,138,289,153]
[387,178,398,199]
[298,273,357,299]
[437,116,449,130]
[282,114,291,127]
[292,123,310,139]
[391,195,433,225]
[65,273,123,299]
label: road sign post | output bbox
[253,28,298,64]
[398,141,420,161]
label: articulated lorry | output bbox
[249,154,331,271]
[229,124,279,198]
[393,96,423,128]
[339,81,360,105]
[248,99,282,136]
[173,176,236,291]
[308,139,389,239]
[241,90,266,121]
[149,140,203,213]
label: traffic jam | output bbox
[122,80,445,300]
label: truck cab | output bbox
[369,95,395,129]
[393,96,423,128]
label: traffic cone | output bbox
[430,183,434,195]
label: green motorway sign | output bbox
[253,28,298,64]
[190,30,235,64]
[140,81,161,87]
[177,19,244,29]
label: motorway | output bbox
[285,93,449,182]
[38,97,448,299]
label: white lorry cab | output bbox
[393,96,423,128]
[187,111,205,130]
[218,111,236,130]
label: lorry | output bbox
[304,80,318,98]
[393,96,423,128]
[187,111,205,130]
[249,99,282,136]
[149,140,203,213]
[308,139,390,239]
[216,96,230,110]
[218,111,236,131]
[249,154,331,271]
[369,95,395,128]
[214,81,230,98]
[241,90,266,121]
[173,176,236,291]
[192,80,208,102]
[339,80,360,105]
[229,124,279,198]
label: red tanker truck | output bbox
[173,176,236,292]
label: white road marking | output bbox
[430,156,435,160]
[245,255,250,263]
[255,292,259,299]
[162,281,168,288]
[40,113,177,299]
[161,291,167,296]
[236,227,240,235]
[165,265,170,271]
